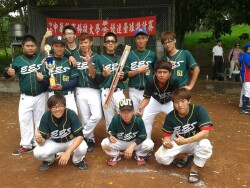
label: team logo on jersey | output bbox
[174,122,197,136]
[21,64,42,75]
[103,63,118,72]
[153,92,171,100]
[171,60,184,69]
[54,66,70,74]
[77,61,95,70]
[130,61,151,70]
[50,127,72,139]
[117,131,138,141]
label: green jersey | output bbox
[108,114,147,142]
[125,49,158,89]
[162,104,213,138]
[95,53,124,89]
[65,44,80,56]
[10,54,47,96]
[161,50,198,87]
[72,51,100,89]
[43,55,79,95]
[39,108,83,143]
[143,75,179,104]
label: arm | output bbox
[58,136,84,166]
[182,66,200,90]
[212,52,215,65]
[40,28,52,53]
[137,97,150,116]
[127,65,148,77]
[124,142,137,159]
[174,130,210,145]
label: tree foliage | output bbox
[175,0,250,47]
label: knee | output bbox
[155,153,173,165]
[194,139,213,158]
[142,139,154,151]
[101,138,111,151]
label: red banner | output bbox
[46,16,156,37]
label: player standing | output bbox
[95,32,126,130]
[161,31,200,90]
[34,94,88,171]
[124,28,158,113]
[137,60,179,139]
[4,35,48,155]
[155,88,213,184]
[101,98,154,166]
[73,32,102,152]
[43,36,79,114]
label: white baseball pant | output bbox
[33,138,88,164]
[142,97,173,139]
[129,88,144,114]
[76,87,102,140]
[19,92,47,149]
[101,88,125,130]
[101,138,154,157]
[155,139,213,167]
[49,91,78,114]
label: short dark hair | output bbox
[22,35,37,46]
[104,32,117,42]
[63,25,76,34]
[160,31,176,44]
[235,43,240,47]
[78,32,93,42]
[47,94,66,109]
[217,39,222,43]
[171,88,191,102]
[154,60,172,73]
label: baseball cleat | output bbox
[39,160,54,171]
[75,160,88,170]
[86,139,95,153]
[12,147,33,156]
[107,155,121,166]
[240,109,250,115]
[134,155,146,165]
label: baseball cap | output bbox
[119,98,134,111]
[52,36,66,45]
[134,28,148,37]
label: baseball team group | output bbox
[4,25,216,184]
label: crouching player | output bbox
[101,98,154,166]
[33,94,88,171]
[155,88,213,184]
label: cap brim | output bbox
[135,32,148,36]
[120,107,134,111]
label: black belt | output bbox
[135,87,145,90]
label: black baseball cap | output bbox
[52,36,66,45]
[119,98,134,111]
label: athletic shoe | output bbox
[240,109,250,115]
[12,147,33,156]
[39,161,54,171]
[86,139,95,153]
[134,155,146,165]
[75,160,88,170]
[143,153,152,161]
[107,156,121,166]
[119,150,125,156]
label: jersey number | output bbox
[177,70,183,76]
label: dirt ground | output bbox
[0,80,249,188]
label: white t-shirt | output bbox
[212,45,223,56]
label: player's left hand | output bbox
[49,84,62,90]
[124,145,134,159]
[57,152,71,166]
[181,85,193,90]
[119,71,124,80]
[35,70,44,81]
[174,133,187,145]
[69,56,77,67]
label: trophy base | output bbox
[50,78,56,86]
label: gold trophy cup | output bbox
[44,44,56,86]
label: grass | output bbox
[183,24,250,51]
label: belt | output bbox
[135,87,145,90]
[102,88,122,92]
[49,91,74,95]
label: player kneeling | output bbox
[33,94,88,171]
[101,98,154,166]
[155,88,213,184]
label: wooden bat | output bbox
[103,45,131,109]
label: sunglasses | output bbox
[105,40,116,44]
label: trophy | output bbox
[44,44,56,86]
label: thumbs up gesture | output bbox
[44,28,53,39]
[36,127,45,146]
[7,64,15,77]
[35,70,44,81]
